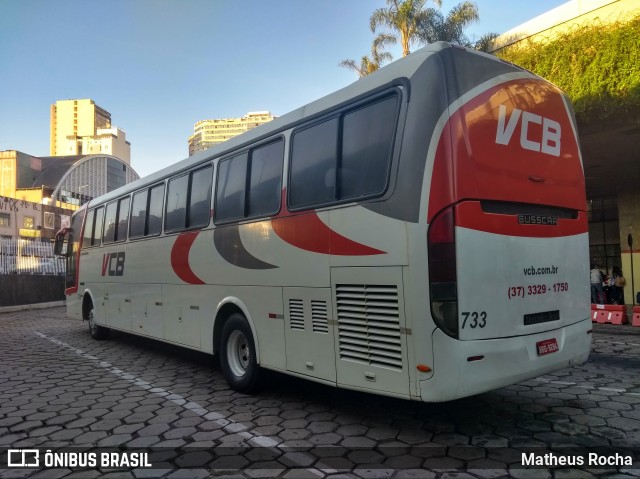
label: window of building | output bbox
[23,216,35,229]
[0,213,9,227]
[289,93,399,210]
[588,197,620,273]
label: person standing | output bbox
[610,266,626,305]
[590,264,604,304]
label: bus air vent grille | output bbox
[288,298,305,331]
[335,284,402,370]
[311,300,329,334]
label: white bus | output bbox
[56,43,591,402]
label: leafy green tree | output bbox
[339,34,395,77]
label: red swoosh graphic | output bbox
[171,231,206,284]
[272,211,384,256]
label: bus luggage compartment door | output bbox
[283,287,336,382]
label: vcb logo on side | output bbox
[101,252,125,276]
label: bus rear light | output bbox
[416,364,432,372]
[428,205,458,338]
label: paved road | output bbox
[1,307,639,478]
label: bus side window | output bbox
[216,153,248,222]
[289,118,338,209]
[103,202,118,243]
[248,139,283,217]
[341,95,398,199]
[147,184,164,235]
[92,207,104,246]
[130,190,147,238]
[115,196,130,242]
[188,165,213,228]
[165,174,189,231]
[83,209,95,247]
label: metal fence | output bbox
[0,239,66,275]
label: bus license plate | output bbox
[536,338,559,356]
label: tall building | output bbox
[50,99,131,164]
[188,111,276,156]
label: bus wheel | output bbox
[219,313,261,393]
[87,306,109,340]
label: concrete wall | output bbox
[0,275,65,306]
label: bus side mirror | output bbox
[54,228,68,257]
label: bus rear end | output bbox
[424,72,591,401]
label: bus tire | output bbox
[219,313,261,393]
[87,305,109,340]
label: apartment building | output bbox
[188,111,276,156]
[50,99,131,164]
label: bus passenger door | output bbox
[283,287,336,382]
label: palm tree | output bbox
[473,32,499,52]
[370,0,439,57]
[369,0,482,56]
[417,1,480,46]
[339,34,395,78]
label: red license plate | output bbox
[536,338,559,356]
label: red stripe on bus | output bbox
[272,212,384,256]
[170,231,206,285]
[271,188,384,256]
[455,201,587,238]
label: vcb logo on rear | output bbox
[495,104,561,157]
[102,252,125,276]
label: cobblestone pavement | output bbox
[1,307,639,478]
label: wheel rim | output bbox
[227,330,250,377]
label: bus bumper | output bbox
[420,318,592,402]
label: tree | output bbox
[473,32,499,52]
[369,0,483,56]
[339,34,395,77]
[418,1,480,46]
[370,0,438,57]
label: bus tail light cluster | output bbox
[428,205,459,338]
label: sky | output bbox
[0,0,569,178]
